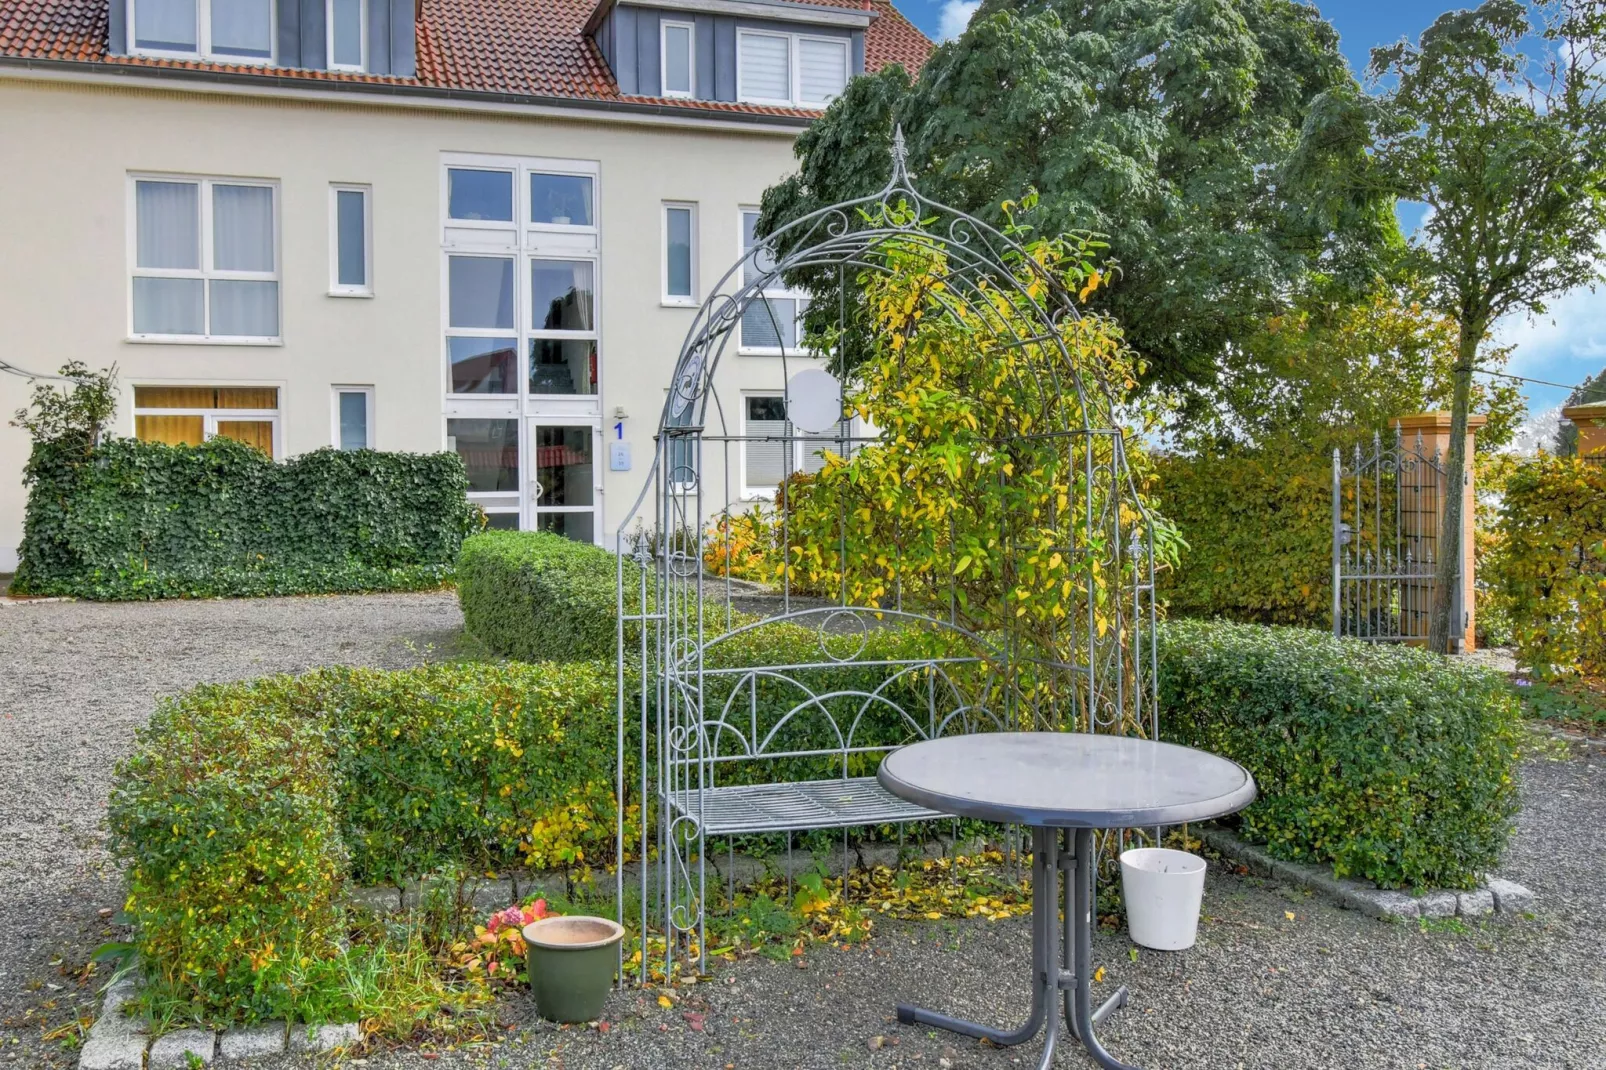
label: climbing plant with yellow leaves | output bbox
[770,199,1180,735]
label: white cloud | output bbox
[1491,280,1606,410]
[938,0,979,41]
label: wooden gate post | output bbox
[1391,412,1486,653]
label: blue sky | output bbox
[901,0,1605,414]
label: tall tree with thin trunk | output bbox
[1308,0,1606,651]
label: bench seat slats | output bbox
[666,777,946,835]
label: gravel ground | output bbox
[0,592,467,1068]
[2,595,1603,1070]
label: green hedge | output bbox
[457,530,639,662]
[1152,439,1333,627]
[13,437,478,599]
[110,661,618,1023]
[1159,619,1522,889]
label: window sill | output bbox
[328,289,375,299]
[125,335,283,346]
[661,298,698,309]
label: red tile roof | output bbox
[0,0,932,118]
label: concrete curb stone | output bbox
[148,1029,216,1068]
[1198,826,1535,923]
[218,1023,288,1060]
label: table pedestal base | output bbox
[894,827,1140,1070]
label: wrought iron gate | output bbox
[1331,429,1460,644]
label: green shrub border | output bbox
[1160,619,1522,889]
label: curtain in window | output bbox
[210,280,279,336]
[798,38,847,104]
[738,34,789,101]
[133,278,204,335]
[331,0,363,66]
[216,420,275,455]
[136,181,199,269]
[209,0,272,56]
[530,174,593,226]
[213,185,274,272]
[134,0,196,50]
[135,414,205,446]
[740,297,798,349]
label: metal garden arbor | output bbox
[615,133,1161,984]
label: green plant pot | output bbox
[523,916,624,1023]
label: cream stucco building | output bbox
[0,0,931,570]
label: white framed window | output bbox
[333,386,374,450]
[327,0,365,70]
[441,155,602,401]
[329,184,372,295]
[738,207,807,354]
[736,30,848,107]
[129,175,279,343]
[129,0,274,63]
[132,385,281,457]
[663,202,697,305]
[741,393,851,497]
[661,20,694,98]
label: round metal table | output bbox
[878,732,1256,1070]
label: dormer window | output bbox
[661,20,693,98]
[737,30,848,108]
[327,0,366,71]
[129,0,274,62]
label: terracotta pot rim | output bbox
[522,915,626,951]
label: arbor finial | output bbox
[890,124,909,183]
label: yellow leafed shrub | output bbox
[1488,456,1606,676]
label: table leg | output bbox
[891,827,1139,1069]
[893,827,1055,1046]
[1067,827,1139,1070]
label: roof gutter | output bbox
[0,55,814,132]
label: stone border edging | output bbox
[1198,826,1536,921]
[78,965,360,1070]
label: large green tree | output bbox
[759,0,1394,404]
[1303,0,1606,651]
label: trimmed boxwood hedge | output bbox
[457,529,639,662]
[110,661,618,1023]
[115,604,1524,1020]
[1160,619,1523,890]
[13,437,478,600]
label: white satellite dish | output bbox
[785,368,843,434]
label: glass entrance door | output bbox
[528,419,600,543]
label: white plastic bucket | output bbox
[1120,848,1207,951]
